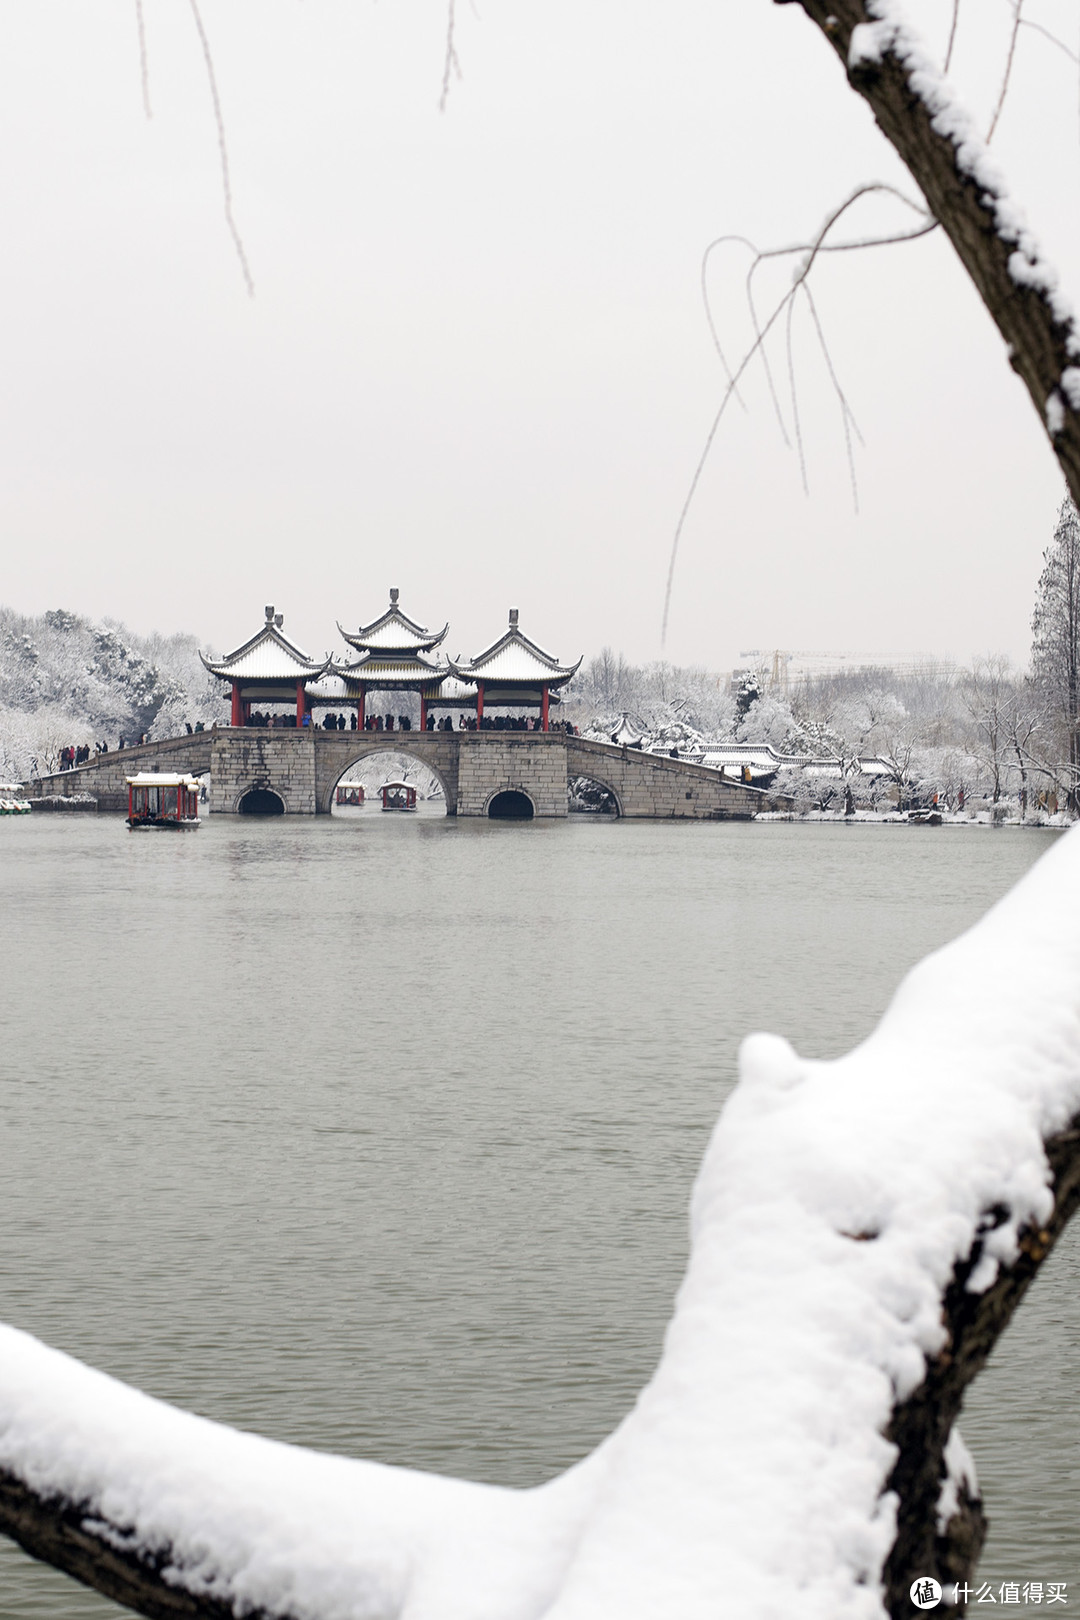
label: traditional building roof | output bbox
[201,607,332,683]
[424,673,480,707]
[450,609,581,689]
[609,713,644,746]
[331,648,449,691]
[338,589,448,655]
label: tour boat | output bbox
[380,782,416,812]
[335,780,365,807]
[126,772,202,829]
[0,783,30,815]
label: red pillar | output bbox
[420,695,427,731]
[296,680,305,728]
[541,686,550,732]
[358,687,366,730]
[231,683,242,727]
[476,683,484,726]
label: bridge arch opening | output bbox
[327,749,447,818]
[487,790,534,820]
[238,788,285,816]
[568,775,621,816]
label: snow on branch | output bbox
[781,0,1080,511]
[5,829,1080,1616]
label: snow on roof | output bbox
[425,674,478,704]
[452,608,581,688]
[333,651,448,687]
[339,589,448,654]
[201,607,331,683]
[125,773,201,787]
[304,674,353,702]
[4,827,1080,1615]
[610,715,643,745]
[697,747,780,773]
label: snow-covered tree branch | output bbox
[779,0,1080,511]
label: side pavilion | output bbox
[448,608,581,731]
[200,607,331,727]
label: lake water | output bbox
[0,812,1075,1614]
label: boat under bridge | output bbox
[31,728,779,820]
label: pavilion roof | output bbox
[450,609,581,688]
[201,607,331,682]
[304,674,353,703]
[609,713,644,745]
[424,673,478,704]
[332,649,449,689]
[338,589,448,654]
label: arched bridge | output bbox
[32,729,778,819]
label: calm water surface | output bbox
[0,813,1074,1613]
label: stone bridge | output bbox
[32,729,776,819]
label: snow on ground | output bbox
[4,826,1080,1617]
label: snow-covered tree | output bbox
[1031,500,1080,814]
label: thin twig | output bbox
[746,257,791,446]
[134,0,152,120]
[944,0,961,73]
[660,186,934,647]
[987,0,1024,144]
[187,0,255,297]
[439,0,462,113]
[700,237,751,412]
[1017,17,1079,65]
[803,283,862,515]
[785,290,808,495]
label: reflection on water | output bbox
[0,815,1072,1613]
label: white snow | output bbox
[4,823,1080,1617]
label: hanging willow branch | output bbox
[776,0,1080,512]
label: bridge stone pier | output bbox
[33,728,777,819]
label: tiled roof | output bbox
[339,589,448,654]
[451,609,580,688]
[333,650,449,687]
[201,608,331,682]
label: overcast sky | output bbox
[0,1,1076,673]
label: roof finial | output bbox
[509,606,519,628]
[265,605,275,622]
[274,614,283,629]
[390,587,399,605]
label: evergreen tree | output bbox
[1031,498,1080,813]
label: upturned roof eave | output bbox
[331,652,449,682]
[448,651,582,687]
[337,616,449,654]
[201,623,331,681]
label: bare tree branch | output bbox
[439,0,462,113]
[944,0,961,73]
[663,184,934,644]
[187,0,255,297]
[986,0,1024,144]
[134,0,152,121]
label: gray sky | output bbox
[0,1,1075,672]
